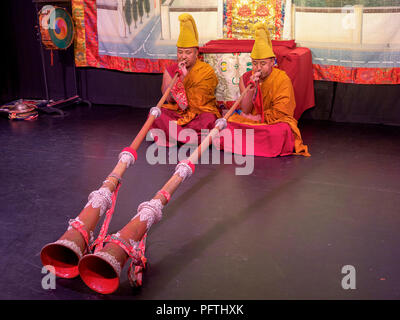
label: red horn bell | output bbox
[78,198,160,294]
[40,194,110,278]
[40,229,86,278]
[78,241,129,294]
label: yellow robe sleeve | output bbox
[161,60,219,126]
[263,71,310,156]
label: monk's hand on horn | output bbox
[252,71,261,83]
[178,61,188,78]
[249,71,261,89]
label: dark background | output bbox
[1,0,399,125]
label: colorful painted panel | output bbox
[223,0,284,39]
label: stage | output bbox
[1,104,399,300]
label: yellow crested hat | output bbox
[250,23,275,60]
[176,13,199,48]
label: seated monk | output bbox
[151,13,221,147]
[218,23,310,157]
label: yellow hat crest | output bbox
[176,13,199,48]
[250,23,275,60]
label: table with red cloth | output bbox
[199,39,315,120]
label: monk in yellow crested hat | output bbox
[250,22,275,60]
[223,22,310,157]
[176,13,199,48]
[247,23,276,82]
[150,13,220,147]
[173,13,199,75]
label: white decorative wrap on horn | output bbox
[67,217,95,243]
[113,232,140,252]
[133,199,164,231]
[113,232,141,264]
[85,187,112,217]
[174,161,193,182]
[54,239,83,259]
[215,118,227,130]
[118,150,136,168]
[94,251,122,277]
[149,106,161,118]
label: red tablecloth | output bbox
[200,39,315,120]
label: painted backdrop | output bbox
[72,0,400,84]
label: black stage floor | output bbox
[1,104,400,300]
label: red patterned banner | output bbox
[313,65,400,85]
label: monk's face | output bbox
[251,58,275,80]
[177,47,198,69]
